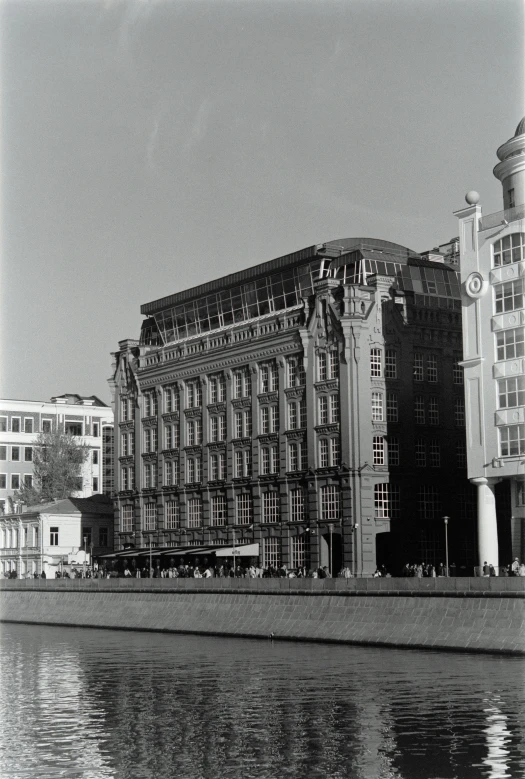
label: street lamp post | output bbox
[90,542,94,576]
[443,517,450,577]
[328,523,333,576]
[149,540,153,578]
[83,536,87,578]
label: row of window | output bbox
[494,279,524,314]
[369,350,463,384]
[0,525,108,548]
[0,474,33,490]
[493,233,525,267]
[0,418,101,436]
[372,437,466,468]
[0,446,33,462]
[371,394,465,426]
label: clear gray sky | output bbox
[1,0,523,404]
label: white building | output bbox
[0,496,114,577]
[455,118,525,571]
[0,394,114,514]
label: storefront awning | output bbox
[215,543,259,558]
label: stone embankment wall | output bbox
[1,577,524,655]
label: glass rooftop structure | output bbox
[140,238,460,346]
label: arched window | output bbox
[493,233,525,267]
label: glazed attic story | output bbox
[110,237,468,575]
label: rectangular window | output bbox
[373,436,385,465]
[413,353,424,382]
[330,437,340,466]
[0,417,6,432]
[120,433,128,457]
[92,450,99,465]
[288,402,298,431]
[49,527,59,546]
[164,387,173,413]
[288,360,297,388]
[187,421,195,446]
[320,485,340,520]
[386,393,398,423]
[24,447,33,462]
[234,411,243,438]
[429,440,441,468]
[99,528,108,547]
[374,484,390,518]
[165,460,178,486]
[236,493,253,525]
[260,407,270,434]
[165,425,172,450]
[164,500,179,529]
[300,400,307,429]
[64,422,83,436]
[498,377,525,409]
[93,422,100,437]
[427,355,438,383]
[270,364,278,392]
[0,447,5,461]
[270,405,279,433]
[390,484,400,519]
[414,396,425,425]
[11,447,20,462]
[260,365,269,393]
[329,395,339,424]
[262,537,279,569]
[370,348,382,377]
[494,280,524,314]
[318,352,327,381]
[499,425,525,457]
[415,439,426,467]
[82,528,92,547]
[328,351,339,380]
[371,393,383,422]
[235,449,244,477]
[172,426,179,449]
[318,396,328,425]
[195,418,202,445]
[456,440,467,468]
[418,485,440,519]
[187,498,202,528]
[388,437,399,466]
[385,350,397,379]
[496,328,524,361]
[453,361,464,385]
[0,475,6,489]
[210,417,219,442]
[11,417,20,433]
[454,398,465,427]
[42,419,52,433]
[121,506,133,532]
[144,428,152,452]
[92,477,99,492]
[144,503,157,531]
[234,372,243,399]
[291,536,307,569]
[211,495,227,526]
[262,492,279,523]
[219,415,226,441]
[319,438,329,467]
[24,418,33,434]
[144,463,152,489]
[217,377,226,403]
[121,467,129,491]
[289,443,299,472]
[290,489,305,522]
[428,398,439,426]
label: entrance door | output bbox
[320,531,342,576]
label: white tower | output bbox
[493,117,525,210]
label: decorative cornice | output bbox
[284,387,305,399]
[162,412,180,422]
[314,380,339,393]
[231,398,252,409]
[206,403,226,415]
[183,408,202,418]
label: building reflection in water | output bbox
[1,624,525,779]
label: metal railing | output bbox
[479,203,525,232]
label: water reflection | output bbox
[1,624,524,779]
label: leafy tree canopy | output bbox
[15,430,90,507]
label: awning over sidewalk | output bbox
[215,543,259,558]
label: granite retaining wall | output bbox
[1,578,524,655]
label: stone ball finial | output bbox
[465,190,480,205]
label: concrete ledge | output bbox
[1,579,524,656]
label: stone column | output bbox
[471,477,498,569]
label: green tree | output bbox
[15,430,90,506]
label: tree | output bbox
[15,430,90,506]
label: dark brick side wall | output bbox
[1,579,524,655]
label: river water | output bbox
[0,623,524,779]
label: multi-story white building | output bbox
[0,394,114,513]
[455,118,525,571]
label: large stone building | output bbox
[110,237,471,575]
[0,394,114,513]
[455,118,525,570]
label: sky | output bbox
[1,0,523,405]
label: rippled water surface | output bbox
[0,623,524,779]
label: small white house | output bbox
[0,495,114,577]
